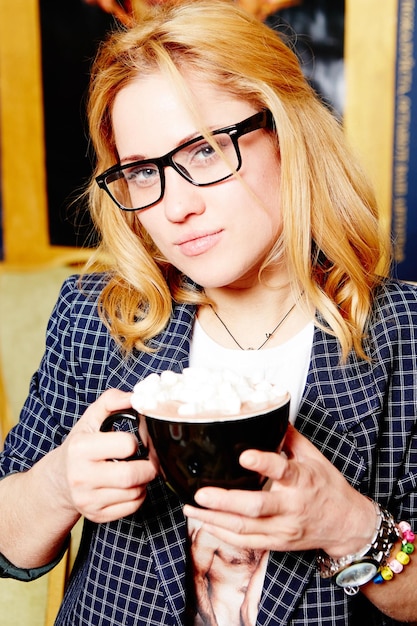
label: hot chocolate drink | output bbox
[130,368,290,503]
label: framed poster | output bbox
[39,0,113,249]
[267,0,345,119]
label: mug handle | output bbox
[100,408,148,460]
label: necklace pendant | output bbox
[209,291,303,352]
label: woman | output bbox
[1,1,416,624]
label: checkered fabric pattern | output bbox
[1,273,417,625]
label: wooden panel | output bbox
[0,1,91,268]
[344,0,398,244]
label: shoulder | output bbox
[366,278,417,357]
[374,277,417,303]
[47,272,111,340]
[54,272,109,315]
[371,278,417,324]
[58,271,109,301]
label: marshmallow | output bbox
[131,367,287,417]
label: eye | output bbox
[187,135,231,166]
[124,163,159,187]
[190,141,217,163]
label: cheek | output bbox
[238,148,281,229]
[239,184,282,240]
[136,209,155,232]
[135,210,164,247]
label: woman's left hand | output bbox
[183,424,375,557]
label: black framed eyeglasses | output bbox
[96,109,274,211]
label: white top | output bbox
[189,318,314,424]
[188,318,314,626]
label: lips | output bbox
[175,230,223,256]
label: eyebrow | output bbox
[120,154,147,165]
[118,124,221,165]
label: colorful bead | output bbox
[401,542,415,555]
[380,566,394,581]
[388,559,403,574]
[395,550,410,565]
[373,520,414,586]
[398,521,412,533]
[402,530,415,543]
[373,573,384,584]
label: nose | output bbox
[162,166,206,223]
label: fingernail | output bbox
[183,504,192,516]
[194,490,209,506]
[240,450,256,467]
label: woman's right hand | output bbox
[57,388,159,524]
[0,389,157,570]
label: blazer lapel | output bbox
[140,479,190,626]
[297,323,376,486]
[257,550,316,625]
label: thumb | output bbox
[75,389,134,433]
[238,426,320,484]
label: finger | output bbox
[184,502,251,533]
[69,457,158,518]
[239,424,324,483]
[194,523,272,551]
[67,429,138,464]
[78,389,134,432]
[81,488,148,524]
[281,424,321,461]
[186,486,280,518]
[239,448,299,486]
[92,453,158,487]
[183,505,283,551]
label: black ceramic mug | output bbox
[100,394,290,505]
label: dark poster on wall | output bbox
[392,0,417,281]
[267,0,345,118]
[40,0,115,248]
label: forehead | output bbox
[111,71,256,158]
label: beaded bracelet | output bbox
[373,521,415,584]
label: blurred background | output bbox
[0,0,415,624]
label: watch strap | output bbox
[317,501,399,581]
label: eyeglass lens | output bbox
[104,132,239,211]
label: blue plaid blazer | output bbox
[1,274,417,625]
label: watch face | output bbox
[335,560,379,588]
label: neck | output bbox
[199,283,309,351]
[204,274,293,310]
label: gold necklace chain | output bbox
[210,292,304,350]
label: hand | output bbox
[57,389,159,524]
[184,425,376,557]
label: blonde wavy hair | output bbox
[85,0,389,360]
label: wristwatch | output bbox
[317,501,400,595]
